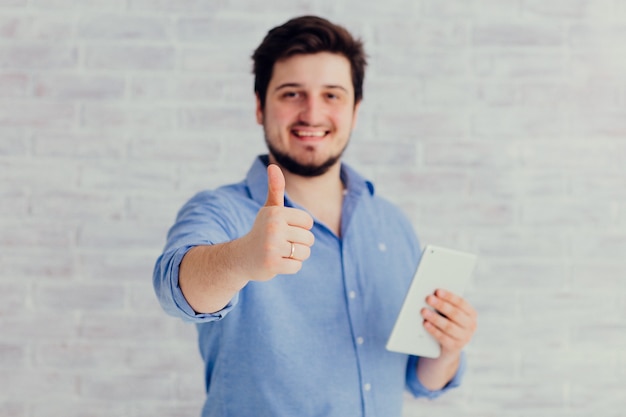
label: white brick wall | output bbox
[1,1,625,416]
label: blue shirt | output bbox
[153,155,465,417]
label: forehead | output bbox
[269,52,353,91]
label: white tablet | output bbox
[386,245,477,358]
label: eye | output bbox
[282,91,300,99]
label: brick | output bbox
[0,44,76,69]
[130,74,252,103]
[180,45,252,74]
[568,174,626,200]
[374,170,469,200]
[77,220,166,251]
[35,283,125,312]
[0,130,29,155]
[0,16,73,40]
[77,15,171,41]
[346,140,416,167]
[464,290,519,325]
[84,46,175,70]
[571,324,626,349]
[0,282,27,316]
[521,80,620,109]
[467,381,565,410]
[128,135,221,161]
[33,131,125,159]
[371,50,469,78]
[78,313,171,341]
[128,0,227,12]
[519,142,619,172]
[424,141,520,168]
[567,111,626,138]
[179,106,257,131]
[567,51,626,77]
[571,234,626,258]
[422,0,474,17]
[375,21,468,48]
[469,171,567,200]
[473,50,565,78]
[30,189,125,221]
[521,351,617,380]
[176,372,206,402]
[0,186,28,216]
[125,193,196,223]
[36,341,127,370]
[3,371,76,402]
[0,343,26,369]
[570,380,626,413]
[2,313,76,341]
[473,260,567,290]
[0,220,73,248]
[79,251,160,282]
[0,249,75,280]
[569,25,626,50]
[177,17,267,43]
[126,343,200,372]
[377,111,468,138]
[128,282,165,314]
[33,74,125,100]
[81,104,175,130]
[523,0,613,20]
[31,401,128,417]
[472,23,563,47]
[463,350,517,382]
[79,160,177,191]
[0,403,25,417]
[130,404,203,417]
[473,232,566,258]
[0,72,27,97]
[472,321,568,351]
[518,291,618,323]
[0,102,75,128]
[521,199,615,228]
[30,0,125,9]
[418,201,515,228]
[472,109,564,138]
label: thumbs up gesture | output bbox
[241,164,315,281]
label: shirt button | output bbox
[364,383,372,391]
[348,291,356,299]
[356,337,364,345]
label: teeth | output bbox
[294,130,326,137]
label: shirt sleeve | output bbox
[404,351,467,399]
[152,190,243,323]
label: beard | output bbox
[264,133,350,177]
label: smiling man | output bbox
[153,15,477,417]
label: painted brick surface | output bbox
[1,1,625,416]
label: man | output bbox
[153,15,477,417]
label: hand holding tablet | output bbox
[386,245,477,358]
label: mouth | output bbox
[291,129,330,140]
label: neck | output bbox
[270,158,345,236]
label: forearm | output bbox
[179,239,251,314]
[416,353,461,391]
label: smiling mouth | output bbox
[292,129,329,139]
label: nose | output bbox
[299,96,324,125]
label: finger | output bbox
[426,294,474,330]
[435,289,477,319]
[422,308,465,341]
[282,241,312,262]
[423,318,464,351]
[284,207,314,230]
[265,164,285,207]
[285,228,315,249]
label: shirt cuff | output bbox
[405,351,467,399]
[165,245,239,323]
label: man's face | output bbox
[256,52,361,177]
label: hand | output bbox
[241,164,315,281]
[421,289,477,359]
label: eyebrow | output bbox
[273,83,349,93]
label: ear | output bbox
[351,100,362,131]
[255,93,263,125]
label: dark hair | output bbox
[252,15,367,109]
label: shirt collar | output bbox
[245,154,375,207]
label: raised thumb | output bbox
[264,164,285,207]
